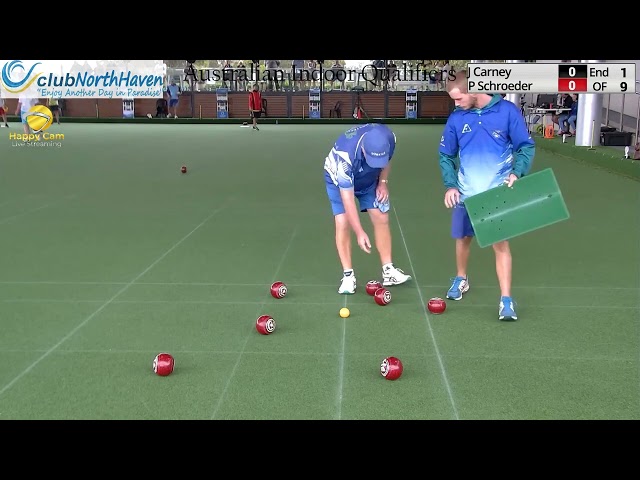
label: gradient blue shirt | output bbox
[167,84,180,99]
[324,123,396,192]
[439,95,535,201]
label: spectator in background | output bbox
[291,60,304,91]
[236,61,247,91]
[265,60,280,91]
[46,97,61,125]
[558,92,573,108]
[552,93,573,133]
[307,60,318,89]
[441,60,451,91]
[429,61,440,90]
[155,97,169,118]
[167,81,181,118]
[249,60,260,86]
[221,60,233,89]
[330,60,345,90]
[249,83,262,131]
[387,61,398,90]
[558,94,578,136]
[15,94,39,135]
[372,60,385,91]
[0,94,8,128]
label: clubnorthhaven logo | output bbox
[1,60,165,98]
[1,60,42,93]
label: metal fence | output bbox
[602,79,640,143]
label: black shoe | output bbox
[253,125,259,131]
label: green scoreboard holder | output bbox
[464,168,570,248]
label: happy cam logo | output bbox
[26,105,53,133]
[1,60,42,93]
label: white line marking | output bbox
[393,205,460,420]
[0,194,39,209]
[210,226,298,420]
[336,294,348,420]
[0,348,632,363]
[0,194,77,225]
[0,298,637,309]
[0,201,230,399]
[0,280,635,291]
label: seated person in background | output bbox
[558,93,574,108]
[156,98,168,118]
[558,94,578,135]
[552,93,574,132]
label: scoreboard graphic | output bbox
[467,63,636,94]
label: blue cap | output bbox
[362,131,390,168]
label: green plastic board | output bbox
[464,168,570,248]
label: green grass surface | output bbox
[0,123,637,420]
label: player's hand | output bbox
[504,173,519,188]
[376,182,389,203]
[444,188,460,208]
[356,230,372,254]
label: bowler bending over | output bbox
[324,123,412,294]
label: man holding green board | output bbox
[438,70,536,321]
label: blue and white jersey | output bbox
[324,123,396,192]
[439,95,535,201]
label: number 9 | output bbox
[621,82,627,92]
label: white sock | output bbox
[343,269,354,277]
[382,263,393,271]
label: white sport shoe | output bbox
[338,275,356,294]
[382,265,412,286]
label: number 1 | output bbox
[621,68,626,77]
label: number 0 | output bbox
[569,80,575,91]
[569,66,576,77]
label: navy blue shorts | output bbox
[326,181,377,216]
[169,98,179,107]
[451,203,475,238]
